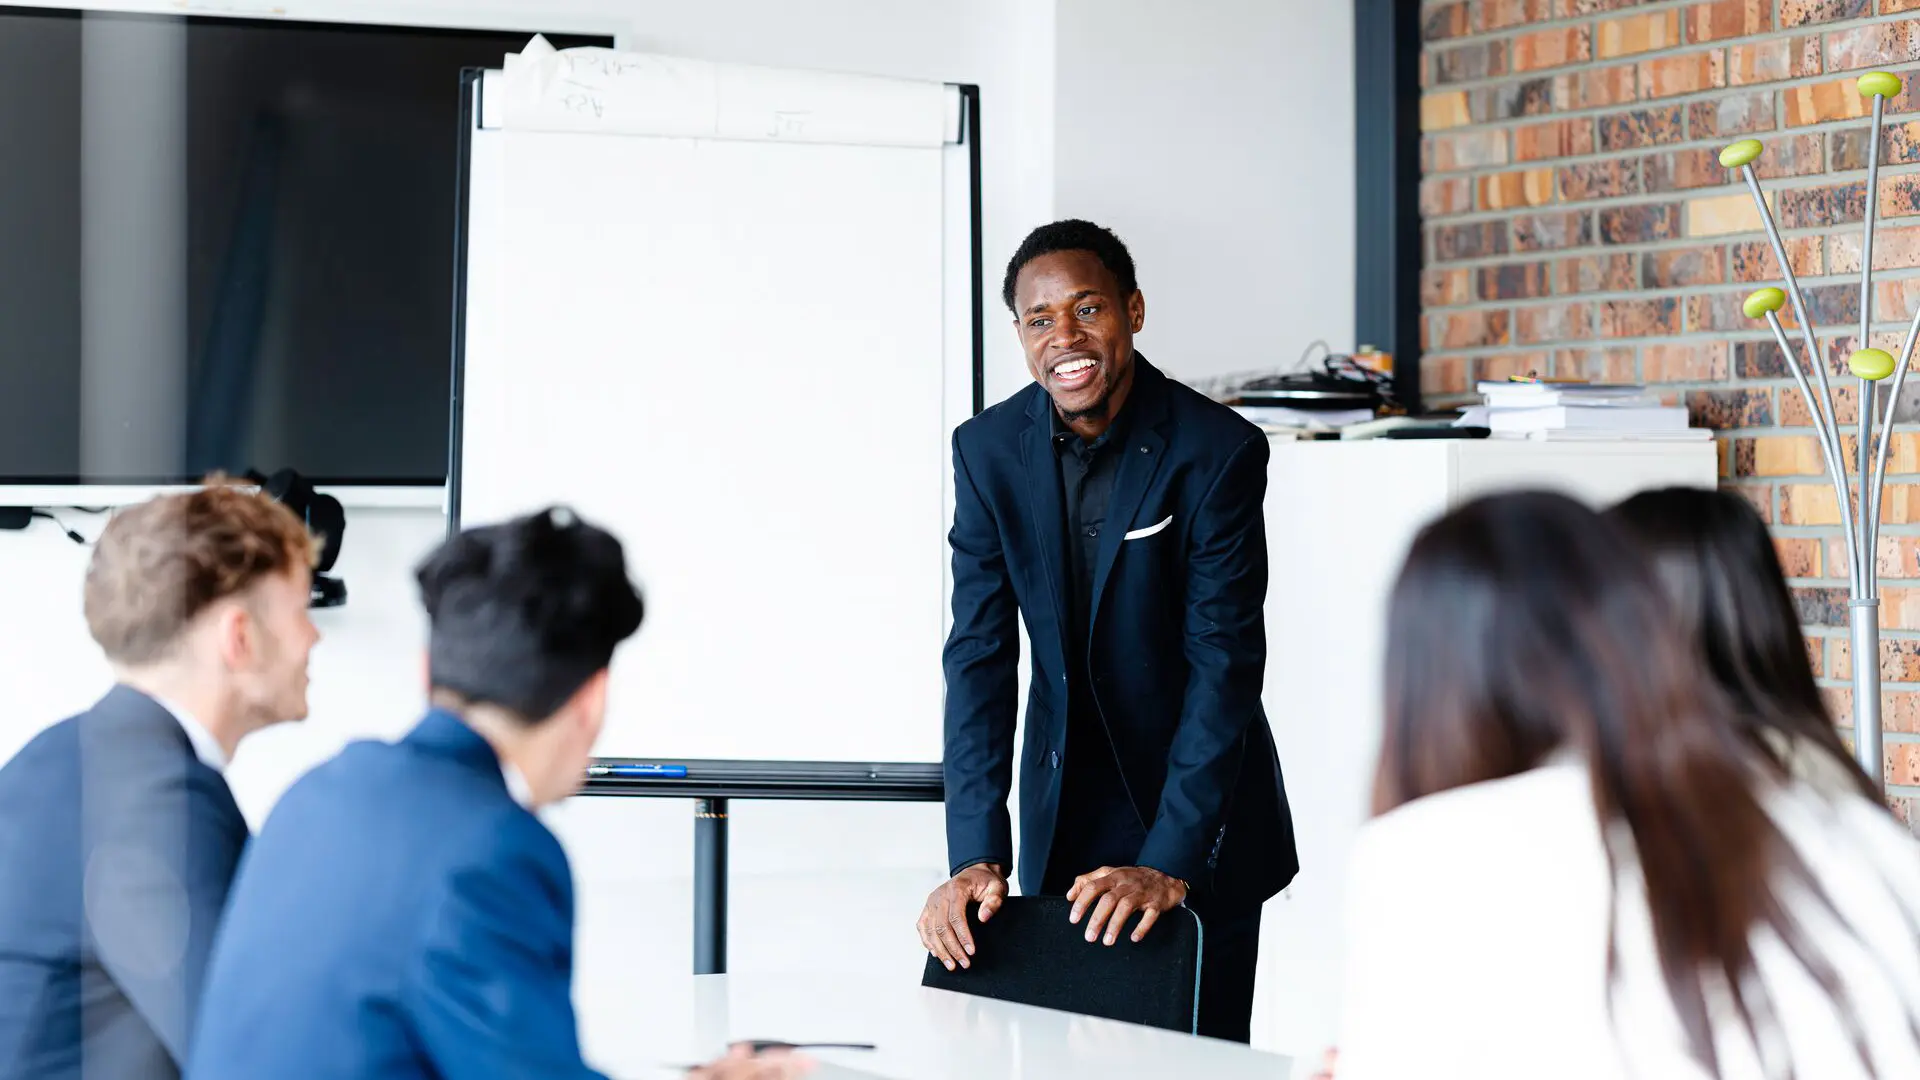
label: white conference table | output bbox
[593,973,1295,1079]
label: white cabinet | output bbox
[1252,438,1718,1066]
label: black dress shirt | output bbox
[1042,402,1148,890]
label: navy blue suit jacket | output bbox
[187,710,603,1080]
[942,358,1298,908]
[0,686,249,1080]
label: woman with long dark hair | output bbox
[1332,491,1920,1080]
[1610,486,1873,798]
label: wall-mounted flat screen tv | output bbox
[0,6,611,488]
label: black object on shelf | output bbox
[249,469,347,608]
[1235,342,1398,413]
[1381,425,1491,440]
[1235,385,1379,411]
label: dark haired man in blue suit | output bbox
[917,219,1298,1042]
[188,508,807,1080]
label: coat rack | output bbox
[1725,69,1909,796]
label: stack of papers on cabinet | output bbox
[1458,381,1700,439]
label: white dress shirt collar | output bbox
[151,694,229,773]
[501,762,537,810]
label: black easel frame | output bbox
[582,761,945,974]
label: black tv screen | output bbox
[0,8,610,486]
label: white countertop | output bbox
[589,972,1295,1079]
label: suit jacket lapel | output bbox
[1088,360,1170,631]
[94,685,251,839]
[1021,389,1070,662]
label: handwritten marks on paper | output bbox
[557,90,604,119]
[769,111,810,139]
[494,36,946,148]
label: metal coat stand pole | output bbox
[1728,70,1906,796]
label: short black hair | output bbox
[1001,219,1138,313]
[415,506,644,721]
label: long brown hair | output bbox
[1377,491,1900,1076]
[1610,486,1875,799]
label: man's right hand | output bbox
[916,863,1008,971]
[685,1044,814,1079]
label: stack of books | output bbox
[1457,380,1706,440]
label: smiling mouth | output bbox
[1051,356,1098,389]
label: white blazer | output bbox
[1334,755,1920,1080]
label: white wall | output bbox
[0,0,1358,1065]
[0,505,446,810]
[1051,0,1356,387]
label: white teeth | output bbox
[1055,358,1095,376]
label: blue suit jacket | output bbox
[942,358,1298,908]
[0,686,249,1080]
[187,710,603,1080]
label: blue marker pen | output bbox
[586,763,689,779]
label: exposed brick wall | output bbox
[1419,0,1920,825]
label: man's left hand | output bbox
[1066,865,1188,945]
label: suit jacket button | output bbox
[1048,751,1059,769]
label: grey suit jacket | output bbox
[0,686,249,1080]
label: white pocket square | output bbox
[1124,515,1172,540]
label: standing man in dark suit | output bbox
[916,219,1298,1042]
[0,483,323,1079]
